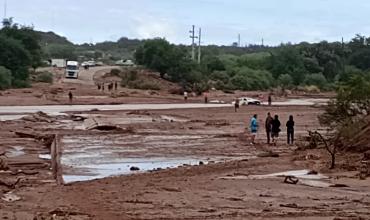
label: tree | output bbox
[44,44,77,60]
[0,66,12,90]
[277,74,293,89]
[134,38,174,78]
[268,46,306,84]
[0,34,31,84]
[0,21,42,70]
[304,73,328,89]
[231,67,273,91]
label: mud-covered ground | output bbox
[0,67,368,220]
[1,104,369,220]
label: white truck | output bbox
[65,61,79,79]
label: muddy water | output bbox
[63,157,206,183]
[60,133,247,183]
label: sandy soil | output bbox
[0,67,368,220]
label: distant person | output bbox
[265,112,273,144]
[102,84,105,91]
[268,95,272,106]
[204,92,208,104]
[184,91,188,102]
[234,98,240,112]
[68,91,73,103]
[249,114,259,145]
[271,115,281,146]
[114,81,118,90]
[97,83,101,90]
[286,115,295,145]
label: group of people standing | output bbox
[249,113,295,146]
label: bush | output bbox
[128,80,160,90]
[231,67,273,91]
[35,71,53,83]
[0,66,12,90]
[210,71,230,84]
[277,74,293,89]
[304,73,327,89]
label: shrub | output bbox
[231,67,273,91]
[277,74,293,89]
[304,73,328,89]
[35,71,53,83]
[210,71,230,84]
[0,66,12,90]
[128,80,160,90]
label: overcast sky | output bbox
[4,0,370,45]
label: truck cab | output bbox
[65,61,79,79]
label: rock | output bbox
[130,166,140,171]
[90,108,100,112]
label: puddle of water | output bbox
[39,154,51,160]
[63,157,206,183]
[5,146,25,158]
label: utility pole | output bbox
[198,28,202,64]
[189,25,198,61]
[238,34,241,47]
[261,38,264,47]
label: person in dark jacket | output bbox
[265,112,273,144]
[271,115,281,146]
[286,115,295,145]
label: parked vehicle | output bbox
[115,59,135,66]
[51,59,66,68]
[232,97,261,105]
[65,61,79,79]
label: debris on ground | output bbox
[15,131,55,148]
[127,110,151,116]
[280,203,298,209]
[1,192,21,202]
[0,155,8,170]
[70,114,88,121]
[21,111,54,123]
[284,176,299,184]
[0,178,21,189]
[130,166,140,171]
[257,151,279,158]
[205,120,230,126]
[84,117,123,131]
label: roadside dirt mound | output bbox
[349,116,370,152]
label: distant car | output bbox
[232,97,261,105]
